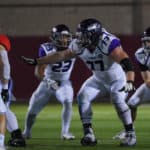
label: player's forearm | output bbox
[36,53,59,65]
[0,51,10,88]
[141,71,150,88]
[36,49,76,65]
[126,71,135,82]
[34,65,45,80]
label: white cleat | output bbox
[113,130,126,140]
[120,131,136,147]
[22,131,31,139]
[61,133,75,140]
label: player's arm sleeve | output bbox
[34,46,47,79]
[0,49,10,89]
[38,46,46,57]
[108,39,121,54]
[69,39,83,55]
[120,58,134,72]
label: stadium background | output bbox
[0,0,150,102]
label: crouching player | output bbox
[113,27,150,141]
[22,24,75,140]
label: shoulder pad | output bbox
[42,42,54,52]
[135,48,146,64]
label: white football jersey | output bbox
[69,28,126,83]
[0,50,10,80]
[39,42,76,80]
[135,47,150,69]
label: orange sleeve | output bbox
[0,34,11,52]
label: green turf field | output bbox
[6,103,150,150]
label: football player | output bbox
[0,34,26,149]
[113,27,150,140]
[21,18,136,146]
[22,24,76,140]
[0,34,7,150]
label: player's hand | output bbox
[21,56,37,65]
[1,89,9,102]
[119,81,136,93]
[43,78,59,90]
[145,80,150,88]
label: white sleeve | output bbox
[69,39,83,55]
[0,50,10,80]
[134,48,145,65]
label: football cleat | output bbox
[120,131,136,147]
[8,129,26,147]
[112,130,126,140]
[81,127,97,146]
[61,133,75,140]
[81,133,97,146]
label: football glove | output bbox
[1,89,9,102]
[43,78,59,90]
[119,81,136,93]
[21,56,37,65]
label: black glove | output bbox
[1,89,9,102]
[21,56,37,65]
[119,81,136,93]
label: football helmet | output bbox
[76,18,102,48]
[141,27,150,50]
[50,24,72,49]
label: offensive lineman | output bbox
[22,24,76,140]
[21,18,136,146]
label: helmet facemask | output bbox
[141,27,150,52]
[50,25,72,50]
[76,31,93,48]
[142,39,150,51]
[76,19,102,49]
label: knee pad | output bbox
[127,98,139,108]
[77,93,90,106]
[114,102,129,114]
[63,101,72,109]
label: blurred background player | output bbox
[0,34,7,150]
[0,99,6,150]
[0,34,26,148]
[114,27,150,140]
[22,24,76,140]
[21,18,136,147]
